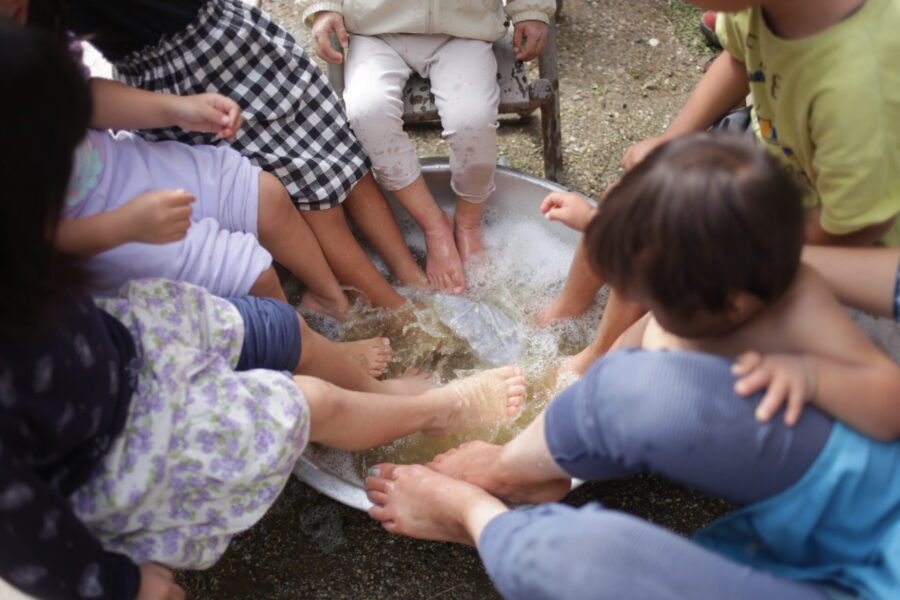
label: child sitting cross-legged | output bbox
[365,133,900,600]
[0,24,527,600]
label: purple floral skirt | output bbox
[71,279,310,568]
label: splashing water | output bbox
[306,206,608,476]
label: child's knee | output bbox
[344,90,401,132]
[442,103,498,136]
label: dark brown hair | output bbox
[0,20,91,331]
[585,131,805,318]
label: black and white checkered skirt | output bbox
[112,0,369,210]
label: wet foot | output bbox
[365,463,506,545]
[558,344,602,377]
[428,441,571,504]
[423,212,466,295]
[336,337,392,377]
[535,292,593,327]
[454,221,484,263]
[378,368,435,395]
[454,198,486,263]
[392,264,430,290]
[300,289,350,322]
[424,366,526,436]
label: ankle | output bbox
[421,212,452,236]
[454,199,485,228]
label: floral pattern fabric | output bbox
[71,279,310,568]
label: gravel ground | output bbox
[176,2,731,598]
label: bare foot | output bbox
[535,292,593,327]
[454,198,486,263]
[423,212,466,295]
[428,441,570,504]
[378,368,435,395]
[557,345,602,377]
[392,263,430,290]
[300,289,350,322]
[424,366,526,436]
[454,221,484,263]
[336,337,392,377]
[365,463,505,545]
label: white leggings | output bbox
[344,33,499,203]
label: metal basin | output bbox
[293,158,581,511]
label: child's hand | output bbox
[732,351,817,427]
[540,192,595,232]
[621,135,669,171]
[171,93,242,139]
[120,190,195,245]
[311,11,349,64]
[513,20,549,61]
[137,563,185,600]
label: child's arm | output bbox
[621,51,749,170]
[89,78,242,139]
[540,192,595,232]
[804,208,897,247]
[734,350,900,441]
[56,189,195,256]
[802,245,900,319]
[732,266,900,441]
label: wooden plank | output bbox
[538,15,563,182]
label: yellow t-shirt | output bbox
[717,0,900,246]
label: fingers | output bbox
[733,363,770,397]
[514,23,548,61]
[731,351,763,376]
[755,377,787,423]
[784,385,806,427]
[336,18,349,50]
[207,95,243,139]
[512,23,524,54]
[312,14,347,64]
[163,189,196,207]
[518,30,542,61]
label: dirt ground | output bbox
[176,1,731,598]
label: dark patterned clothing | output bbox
[68,0,372,211]
[68,0,204,62]
[0,298,140,599]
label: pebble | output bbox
[649,38,660,47]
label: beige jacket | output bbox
[298,0,555,42]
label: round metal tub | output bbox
[293,158,582,511]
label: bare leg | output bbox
[342,172,429,289]
[248,266,288,302]
[294,314,427,394]
[454,198,486,262]
[392,176,466,294]
[428,412,571,504]
[366,463,507,546]
[256,172,349,320]
[301,204,407,309]
[536,241,604,326]
[335,337,392,378]
[802,245,900,319]
[560,289,647,376]
[296,366,526,451]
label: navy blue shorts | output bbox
[224,296,301,372]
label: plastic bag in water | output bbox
[432,294,524,366]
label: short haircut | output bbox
[585,131,805,318]
[0,20,91,331]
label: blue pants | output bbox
[479,350,834,600]
[225,296,302,372]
